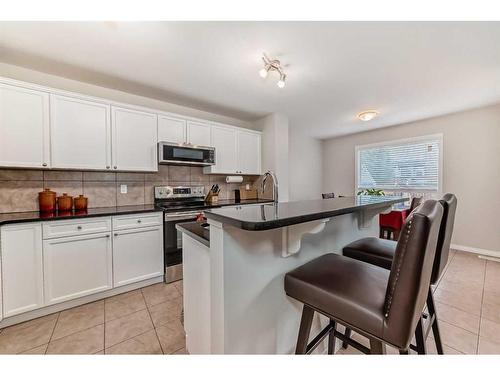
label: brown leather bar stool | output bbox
[342,193,457,354]
[284,200,443,355]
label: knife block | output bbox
[205,191,219,204]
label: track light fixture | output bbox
[259,53,287,88]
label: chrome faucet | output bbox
[262,170,279,203]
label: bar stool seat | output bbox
[285,200,444,355]
[341,193,458,354]
[343,237,395,270]
[285,254,389,338]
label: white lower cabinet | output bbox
[0,223,44,317]
[112,225,164,287]
[43,232,113,305]
[0,214,163,321]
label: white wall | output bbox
[288,128,323,201]
[322,104,500,253]
[254,113,290,202]
[0,62,256,130]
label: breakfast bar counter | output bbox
[181,196,406,354]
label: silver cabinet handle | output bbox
[113,166,118,169]
[106,166,110,169]
[106,234,110,238]
[42,163,47,167]
[114,233,118,236]
[77,225,82,230]
[137,219,142,223]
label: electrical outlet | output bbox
[120,184,127,194]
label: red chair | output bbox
[379,197,422,240]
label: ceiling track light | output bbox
[259,53,287,88]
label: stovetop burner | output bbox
[154,185,208,212]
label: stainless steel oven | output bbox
[158,142,215,166]
[163,210,202,283]
[155,185,206,283]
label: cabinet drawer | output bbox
[42,217,111,239]
[112,212,163,230]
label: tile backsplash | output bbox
[0,166,259,213]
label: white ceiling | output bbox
[1,21,500,139]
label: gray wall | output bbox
[288,128,323,201]
[322,104,500,253]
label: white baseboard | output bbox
[451,243,500,259]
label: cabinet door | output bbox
[43,232,113,305]
[187,120,211,147]
[0,84,50,168]
[158,115,186,144]
[237,131,261,175]
[112,226,163,287]
[1,223,44,317]
[50,94,111,170]
[112,106,158,172]
[210,126,237,174]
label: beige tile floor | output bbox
[1,250,499,355]
[0,280,187,354]
[338,249,500,354]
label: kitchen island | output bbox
[179,196,406,354]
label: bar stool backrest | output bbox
[409,197,423,212]
[382,200,443,348]
[430,193,458,284]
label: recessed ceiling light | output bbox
[357,110,379,122]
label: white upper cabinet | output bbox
[209,125,238,174]
[237,131,261,175]
[50,94,111,170]
[0,79,262,175]
[111,106,158,172]
[158,115,186,144]
[0,84,50,168]
[1,223,44,317]
[187,120,211,147]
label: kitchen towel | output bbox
[226,176,244,183]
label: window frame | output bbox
[355,133,443,195]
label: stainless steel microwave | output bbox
[158,142,215,166]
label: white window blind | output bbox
[357,135,442,191]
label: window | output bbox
[356,134,442,194]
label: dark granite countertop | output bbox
[176,222,210,247]
[204,196,408,231]
[0,199,273,226]
[202,198,273,209]
[0,205,162,226]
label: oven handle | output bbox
[165,212,202,222]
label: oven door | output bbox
[159,142,215,166]
[164,211,201,283]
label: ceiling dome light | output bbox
[259,53,287,88]
[357,110,379,122]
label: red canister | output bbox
[38,188,56,212]
[57,193,73,211]
[74,194,88,211]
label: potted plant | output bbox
[357,188,385,196]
